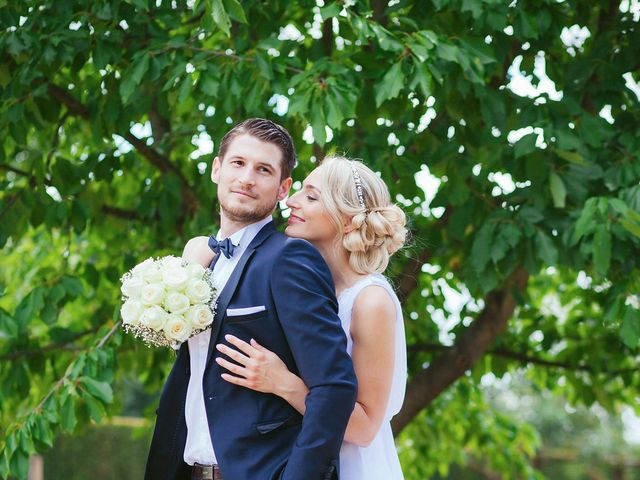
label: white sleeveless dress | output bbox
[337,274,407,479]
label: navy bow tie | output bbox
[208,235,236,259]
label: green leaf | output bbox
[80,377,113,404]
[556,149,587,166]
[254,51,273,81]
[619,218,640,238]
[535,231,558,265]
[93,39,109,69]
[573,198,598,241]
[320,2,341,21]
[119,53,150,103]
[518,206,544,225]
[83,394,106,423]
[409,62,432,98]
[604,297,623,325]
[211,0,231,36]
[60,395,78,433]
[549,172,566,208]
[311,110,327,147]
[514,133,537,158]
[470,223,494,272]
[130,53,150,86]
[0,307,17,339]
[9,449,29,480]
[374,62,404,107]
[222,0,248,23]
[461,0,483,19]
[61,276,84,297]
[592,225,611,276]
[619,307,639,349]
[436,43,460,63]
[15,287,46,331]
[608,198,629,216]
[371,24,403,52]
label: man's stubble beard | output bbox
[218,191,278,224]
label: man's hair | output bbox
[217,118,297,180]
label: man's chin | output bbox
[221,204,275,224]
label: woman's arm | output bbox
[341,285,396,446]
[217,284,397,447]
[182,236,215,267]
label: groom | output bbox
[145,119,358,480]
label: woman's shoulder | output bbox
[182,236,214,267]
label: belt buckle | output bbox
[194,463,215,480]
[202,465,213,478]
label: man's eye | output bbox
[259,167,271,174]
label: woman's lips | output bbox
[288,214,305,224]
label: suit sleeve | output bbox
[270,238,358,480]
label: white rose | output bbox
[140,305,168,331]
[140,283,165,306]
[185,262,206,280]
[121,300,144,326]
[162,266,189,291]
[186,305,214,330]
[121,276,145,299]
[131,258,156,278]
[185,279,212,304]
[161,255,184,269]
[163,314,193,343]
[164,291,191,314]
[142,263,162,283]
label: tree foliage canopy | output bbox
[1,0,639,478]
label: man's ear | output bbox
[277,177,293,201]
[211,156,221,184]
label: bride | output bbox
[216,155,408,479]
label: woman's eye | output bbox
[306,195,317,201]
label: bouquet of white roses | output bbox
[119,255,218,348]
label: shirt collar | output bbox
[216,215,273,250]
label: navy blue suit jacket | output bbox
[145,222,358,480]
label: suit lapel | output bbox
[205,221,276,366]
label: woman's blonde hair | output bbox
[319,155,407,274]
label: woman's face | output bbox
[285,167,338,247]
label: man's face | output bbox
[211,134,292,225]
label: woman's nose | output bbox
[286,191,300,208]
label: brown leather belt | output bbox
[192,462,223,480]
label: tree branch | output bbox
[46,83,199,213]
[148,101,171,149]
[0,326,101,361]
[392,266,529,434]
[2,163,142,221]
[407,343,640,375]
[100,205,140,220]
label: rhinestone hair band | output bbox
[349,161,366,209]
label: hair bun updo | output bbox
[319,156,408,274]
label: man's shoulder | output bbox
[262,232,321,257]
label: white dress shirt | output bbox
[183,216,273,466]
